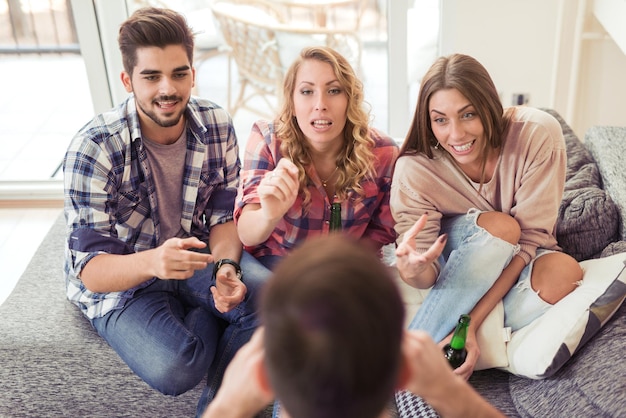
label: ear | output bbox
[253,355,274,398]
[121,71,133,93]
[395,349,412,390]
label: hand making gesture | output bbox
[211,263,247,313]
[258,158,300,222]
[153,237,213,280]
[395,213,448,288]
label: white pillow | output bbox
[391,269,509,370]
[503,253,626,379]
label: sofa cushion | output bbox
[557,186,620,261]
[585,126,626,241]
[503,253,626,379]
[539,109,620,261]
[507,300,626,417]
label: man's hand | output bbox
[202,329,273,418]
[211,262,247,313]
[152,237,213,280]
[402,330,504,418]
[402,330,460,398]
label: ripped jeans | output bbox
[408,209,553,342]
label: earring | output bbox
[434,141,440,150]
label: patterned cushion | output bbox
[503,253,626,379]
[395,390,439,418]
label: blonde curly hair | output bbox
[276,46,375,208]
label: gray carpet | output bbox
[0,214,204,417]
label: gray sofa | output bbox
[1,109,624,417]
[466,110,626,418]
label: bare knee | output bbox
[531,252,582,304]
[476,211,521,245]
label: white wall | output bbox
[439,0,626,137]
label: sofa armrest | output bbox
[585,126,626,240]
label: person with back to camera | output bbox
[201,235,505,418]
[391,53,583,380]
[62,6,270,404]
[234,46,398,270]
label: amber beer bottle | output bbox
[443,314,471,368]
[329,202,342,231]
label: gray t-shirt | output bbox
[142,126,187,244]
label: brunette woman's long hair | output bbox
[401,54,512,184]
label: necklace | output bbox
[320,166,339,188]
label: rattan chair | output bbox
[211,0,362,119]
[210,1,285,118]
[272,23,362,76]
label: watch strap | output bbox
[213,258,242,280]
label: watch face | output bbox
[214,259,242,279]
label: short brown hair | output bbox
[118,7,195,76]
[261,235,404,418]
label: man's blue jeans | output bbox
[91,251,270,398]
[408,209,552,342]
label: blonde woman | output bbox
[235,46,398,269]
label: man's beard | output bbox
[136,94,187,128]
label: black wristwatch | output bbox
[213,258,242,280]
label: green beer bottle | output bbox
[443,314,470,368]
[329,202,342,231]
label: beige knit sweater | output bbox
[391,106,566,267]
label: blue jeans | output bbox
[258,254,283,271]
[91,251,270,400]
[408,209,551,341]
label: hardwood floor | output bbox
[0,207,62,306]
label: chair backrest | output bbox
[272,24,362,76]
[210,1,285,116]
[210,0,363,117]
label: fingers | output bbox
[401,330,455,395]
[453,359,475,381]
[262,158,299,190]
[401,213,428,245]
[212,268,247,312]
[155,238,213,280]
[211,284,247,313]
[176,236,207,251]
[421,233,447,261]
[396,212,446,264]
[275,157,299,174]
[396,214,430,257]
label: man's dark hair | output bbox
[261,235,405,418]
[118,7,195,76]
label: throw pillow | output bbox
[503,253,626,379]
[557,186,619,261]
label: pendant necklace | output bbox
[320,166,339,188]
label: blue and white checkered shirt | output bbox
[63,95,240,319]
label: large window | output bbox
[0,0,93,204]
[0,0,440,203]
